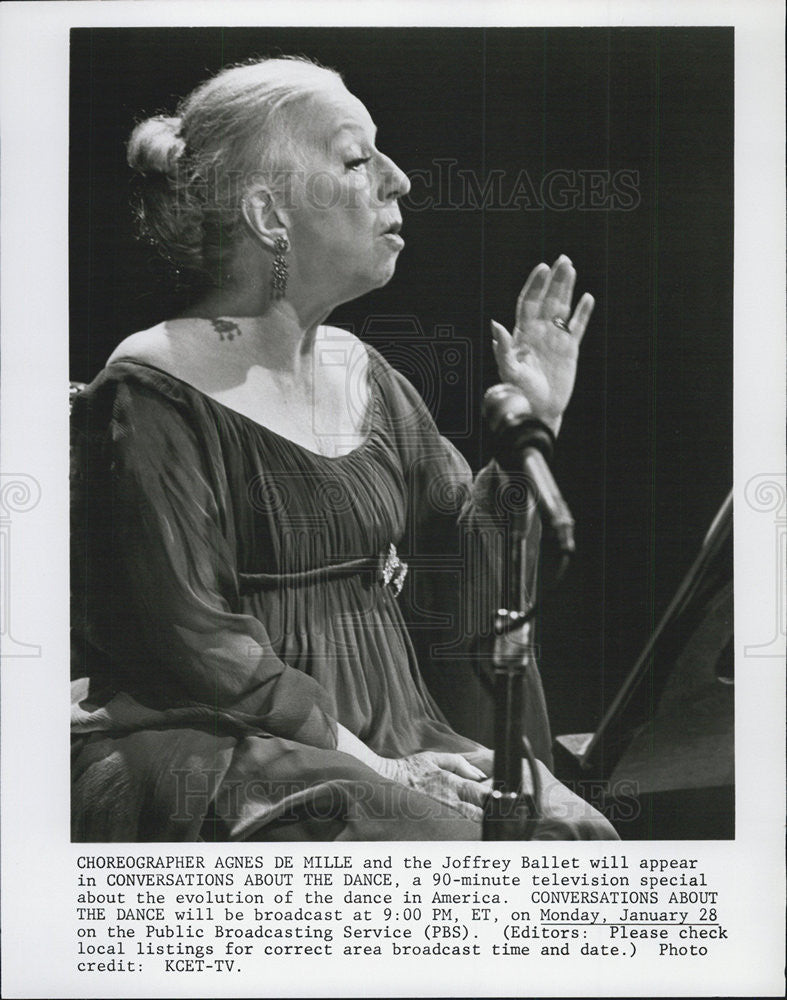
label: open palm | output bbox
[491,255,594,431]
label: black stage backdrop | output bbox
[69,27,733,748]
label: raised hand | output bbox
[491,255,594,433]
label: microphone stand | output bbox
[482,506,544,840]
[481,385,573,841]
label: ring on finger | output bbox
[551,315,570,332]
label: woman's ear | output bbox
[240,187,288,250]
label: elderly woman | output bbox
[71,56,616,841]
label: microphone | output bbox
[483,384,575,555]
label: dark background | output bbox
[69,27,733,746]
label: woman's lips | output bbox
[380,232,404,249]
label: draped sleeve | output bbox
[369,352,552,763]
[71,368,338,750]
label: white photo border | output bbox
[1,1,784,997]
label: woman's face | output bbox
[280,85,411,307]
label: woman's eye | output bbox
[346,156,371,171]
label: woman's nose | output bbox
[377,153,411,200]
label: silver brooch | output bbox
[380,542,408,597]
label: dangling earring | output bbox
[271,235,289,299]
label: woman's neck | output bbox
[177,287,331,375]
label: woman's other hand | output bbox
[377,751,491,821]
[336,724,491,820]
[491,255,594,435]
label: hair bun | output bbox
[127,116,185,177]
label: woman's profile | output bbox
[70,56,617,842]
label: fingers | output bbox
[453,775,492,809]
[489,318,513,355]
[432,753,487,782]
[540,254,576,322]
[568,291,595,343]
[490,320,522,383]
[431,771,489,811]
[512,255,593,343]
[404,759,490,821]
[463,748,494,775]
[516,262,551,322]
[454,799,484,822]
